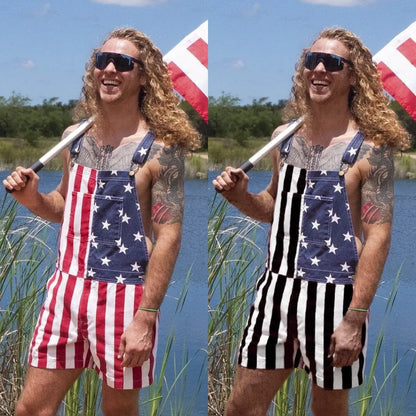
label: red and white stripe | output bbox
[164,21,208,123]
[374,21,416,121]
[58,164,95,278]
[29,270,157,389]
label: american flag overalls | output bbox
[239,132,369,390]
[29,131,158,389]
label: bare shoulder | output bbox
[146,140,185,225]
[355,139,394,179]
[271,123,290,140]
[355,139,394,224]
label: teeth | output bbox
[103,80,119,86]
[312,80,328,86]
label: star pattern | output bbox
[62,132,155,285]
[295,169,359,284]
[85,169,150,284]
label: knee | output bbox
[226,395,266,416]
[15,399,55,416]
[101,400,138,416]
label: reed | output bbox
[0,196,206,415]
[0,196,56,415]
[208,197,416,415]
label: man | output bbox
[3,28,199,416]
[213,28,410,416]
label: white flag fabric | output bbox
[373,21,416,121]
[164,21,208,123]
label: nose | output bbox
[103,58,117,71]
[314,60,326,71]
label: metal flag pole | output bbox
[238,116,304,173]
[6,116,94,193]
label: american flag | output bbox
[374,21,416,121]
[164,21,208,123]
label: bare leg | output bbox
[311,383,349,416]
[101,383,140,416]
[225,366,293,416]
[15,366,83,416]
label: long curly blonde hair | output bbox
[74,28,200,150]
[284,27,410,150]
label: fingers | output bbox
[118,335,151,368]
[212,167,246,192]
[3,167,36,192]
[329,335,361,368]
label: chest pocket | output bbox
[300,194,333,244]
[90,194,123,245]
[66,191,123,245]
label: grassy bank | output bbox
[0,197,206,415]
[0,137,208,179]
[208,197,416,415]
[209,137,416,179]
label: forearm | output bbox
[26,190,66,223]
[224,189,275,223]
[137,223,182,311]
[344,224,391,328]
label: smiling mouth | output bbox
[102,80,120,87]
[312,80,329,87]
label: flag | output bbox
[373,21,416,121]
[164,21,208,123]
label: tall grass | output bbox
[0,196,206,415]
[208,197,416,415]
[0,196,56,414]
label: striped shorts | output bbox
[238,271,367,390]
[29,269,158,389]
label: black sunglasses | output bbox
[95,52,143,72]
[305,52,353,72]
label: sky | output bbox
[1,0,416,106]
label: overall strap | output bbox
[280,135,293,158]
[131,130,155,165]
[341,131,365,165]
[70,136,83,159]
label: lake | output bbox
[209,170,416,415]
[2,168,416,415]
[0,170,208,416]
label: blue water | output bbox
[209,171,416,415]
[0,171,208,415]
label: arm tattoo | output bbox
[150,144,185,225]
[361,145,394,224]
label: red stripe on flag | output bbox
[378,61,416,121]
[188,38,208,68]
[113,284,126,389]
[56,274,77,365]
[168,61,208,123]
[397,38,416,67]
[95,282,108,384]
[77,193,92,277]
[37,271,64,367]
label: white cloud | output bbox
[227,59,245,69]
[242,2,261,17]
[33,3,52,17]
[91,0,166,6]
[21,60,35,69]
[301,0,375,7]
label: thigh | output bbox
[311,384,349,416]
[226,366,293,416]
[16,366,83,415]
[101,383,139,416]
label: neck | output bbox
[94,105,148,146]
[305,103,355,146]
